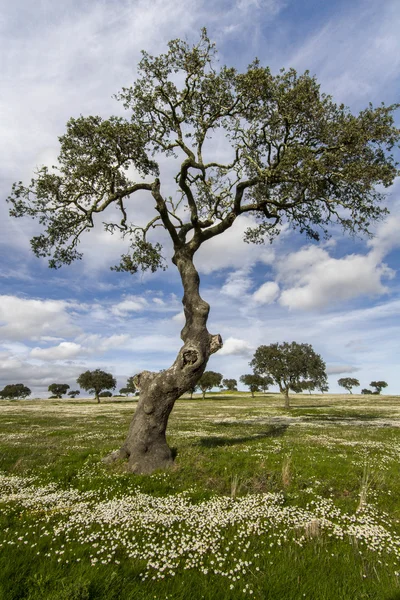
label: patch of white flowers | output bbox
[1,472,399,590]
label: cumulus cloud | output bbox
[0,295,79,341]
[221,269,253,297]
[195,215,275,274]
[252,281,280,305]
[218,337,253,356]
[30,342,82,361]
[111,296,148,316]
[172,311,185,324]
[278,246,394,310]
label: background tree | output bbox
[338,378,360,394]
[8,31,399,473]
[222,378,238,391]
[361,388,374,395]
[68,390,80,398]
[48,383,70,399]
[187,385,196,399]
[0,384,31,399]
[370,381,388,394]
[239,374,267,397]
[76,369,116,403]
[99,391,113,398]
[196,371,223,399]
[251,342,328,409]
[122,376,137,395]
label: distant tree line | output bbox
[0,345,389,404]
[337,378,388,394]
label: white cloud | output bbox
[195,215,275,274]
[252,281,280,305]
[111,296,148,316]
[278,246,394,310]
[218,337,253,356]
[172,311,185,324]
[77,333,130,353]
[30,342,82,361]
[0,295,79,341]
[221,268,253,297]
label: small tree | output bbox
[187,385,196,399]
[76,369,116,403]
[239,374,266,397]
[370,381,388,394]
[361,388,373,395]
[251,342,328,409]
[222,378,238,391]
[196,371,223,399]
[338,377,360,394]
[48,383,70,399]
[0,384,31,399]
[68,390,80,398]
[8,30,399,473]
[99,391,113,398]
[120,376,137,396]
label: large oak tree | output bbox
[250,342,328,408]
[8,30,399,473]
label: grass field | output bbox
[1,392,400,599]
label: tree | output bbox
[239,374,267,397]
[0,384,31,399]
[120,376,137,396]
[76,370,116,403]
[251,342,328,409]
[187,385,196,399]
[222,378,238,391]
[48,383,70,399]
[370,381,388,394]
[196,371,223,399]
[338,377,360,394]
[99,391,113,398]
[8,31,399,473]
[68,390,80,398]
[361,388,373,395]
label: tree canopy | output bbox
[8,29,399,276]
[370,381,388,394]
[337,377,360,394]
[239,373,271,397]
[0,384,31,399]
[222,378,238,391]
[250,342,328,408]
[196,371,223,398]
[48,383,70,399]
[7,29,399,473]
[76,369,116,403]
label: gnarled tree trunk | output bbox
[104,247,222,473]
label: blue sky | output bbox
[1,0,399,397]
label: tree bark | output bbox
[95,392,100,403]
[104,247,222,473]
[279,385,290,409]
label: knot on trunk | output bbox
[209,334,223,355]
[133,370,156,390]
[182,349,199,366]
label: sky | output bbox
[0,0,399,397]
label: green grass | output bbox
[1,392,400,599]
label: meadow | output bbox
[1,392,400,600]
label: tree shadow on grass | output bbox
[198,424,289,448]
